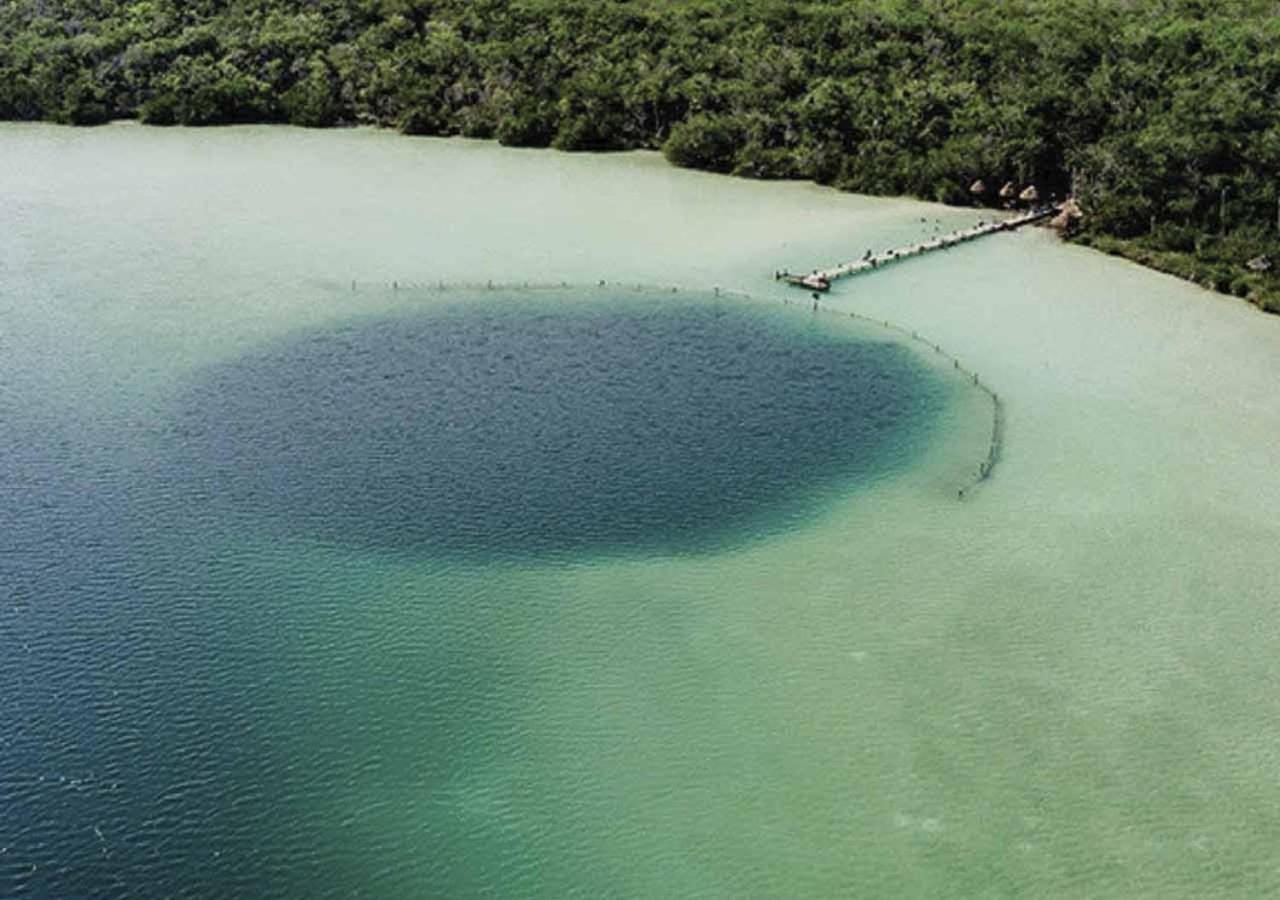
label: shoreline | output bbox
[8,116,1277,316]
[1073,232,1280,315]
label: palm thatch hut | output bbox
[1019,184,1040,203]
[969,179,987,195]
[1050,197,1083,233]
[998,181,1017,200]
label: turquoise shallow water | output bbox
[2,270,974,894]
[4,124,1280,898]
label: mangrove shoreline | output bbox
[5,0,1280,314]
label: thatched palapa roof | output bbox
[969,179,987,194]
[998,181,1017,199]
[1049,197,1084,232]
[1019,184,1040,202]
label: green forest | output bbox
[4,0,1280,312]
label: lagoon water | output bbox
[3,123,1280,898]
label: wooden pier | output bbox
[777,205,1060,291]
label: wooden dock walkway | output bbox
[778,205,1060,291]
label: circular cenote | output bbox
[170,286,964,560]
[3,283,995,899]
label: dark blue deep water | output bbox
[171,294,941,558]
[0,292,946,898]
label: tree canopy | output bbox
[4,0,1279,311]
